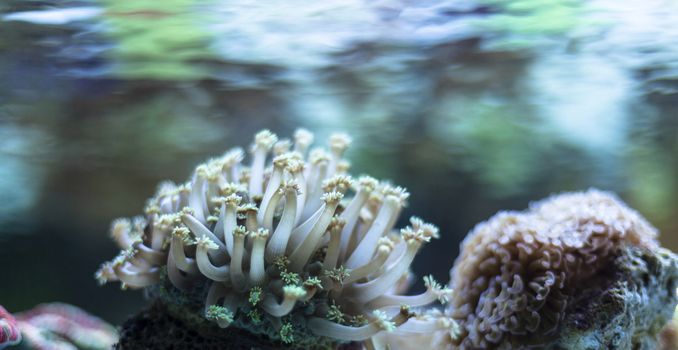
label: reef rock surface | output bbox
[551,246,677,350]
[115,301,363,350]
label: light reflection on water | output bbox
[0,125,49,232]
[0,0,676,323]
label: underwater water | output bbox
[0,0,676,326]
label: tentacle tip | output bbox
[280,323,295,344]
[222,193,242,207]
[285,159,304,174]
[283,285,307,299]
[273,139,292,156]
[357,176,378,192]
[144,204,161,215]
[205,305,234,326]
[336,160,351,173]
[294,128,314,145]
[401,226,431,245]
[110,218,132,237]
[180,206,195,216]
[222,147,244,166]
[377,236,396,251]
[172,226,194,244]
[329,216,346,232]
[309,148,330,165]
[221,183,244,196]
[411,217,440,239]
[94,265,113,285]
[196,236,219,250]
[373,310,397,332]
[304,276,323,290]
[399,304,415,318]
[382,185,410,205]
[195,164,210,178]
[272,153,290,168]
[253,228,270,240]
[329,133,352,154]
[321,191,344,205]
[254,129,278,150]
[233,225,249,237]
[322,175,354,193]
[279,181,302,195]
[238,203,259,213]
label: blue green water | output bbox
[0,0,676,323]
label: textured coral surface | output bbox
[448,189,666,349]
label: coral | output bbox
[0,306,21,349]
[14,303,118,350]
[448,189,670,349]
[0,303,117,350]
[97,129,454,349]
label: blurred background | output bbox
[0,0,676,325]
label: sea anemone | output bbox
[96,129,454,348]
[448,189,660,349]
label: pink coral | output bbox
[15,303,117,350]
[0,306,21,349]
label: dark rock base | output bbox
[552,246,678,350]
[116,302,284,350]
[115,302,360,350]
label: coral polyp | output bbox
[448,189,663,349]
[96,129,453,348]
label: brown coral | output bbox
[448,189,659,349]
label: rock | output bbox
[659,310,678,350]
[553,246,678,350]
[115,301,362,350]
[116,301,289,350]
